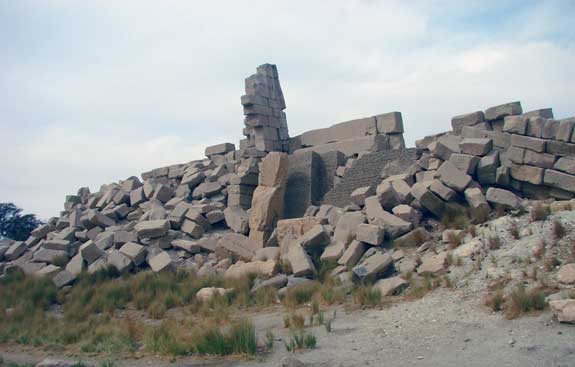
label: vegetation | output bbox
[484,284,547,319]
[531,203,550,222]
[552,219,566,240]
[0,203,43,241]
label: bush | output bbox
[353,287,381,308]
[531,203,550,222]
[505,285,547,319]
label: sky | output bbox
[1,0,574,219]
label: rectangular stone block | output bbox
[523,108,554,119]
[510,163,544,185]
[449,153,479,175]
[503,116,527,135]
[556,118,575,142]
[526,116,545,138]
[375,112,403,134]
[459,138,492,156]
[523,150,556,169]
[554,157,575,175]
[511,134,546,152]
[205,143,235,157]
[544,169,575,193]
[541,119,559,139]
[546,140,575,157]
[484,101,522,121]
[451,111,484,134]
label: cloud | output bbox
[0,0,574,218]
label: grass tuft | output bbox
[531,203,550,222]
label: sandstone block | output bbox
[460,138,492,156]
[249,186,283,232]
[180,219,204,239]
[549,299,575,323]
[502,115,527,134]
[485,101,522,121]
[510,163,544,185]
[375,112,403,133]
[557,263,575,284]
[523,150,556,169]
[224,259,277,279]
[135,219,169,239]
[148,251,173,272]
[392,204,420,226]
[364,196,412,238]
[119,242,146,266]
[251,274,288,293]
[526,116,545,138]
[547,140,575,157]
[107,250,133,273]
[217,233,257,261]
[374,276,408,296]
[352,251,393,282]
[511,134,546,153]
[429,179,456,201]
[554,157,575,175]
[320,240,346,262]
[299,224,331,250]
[205,143,235,157]
[449,153,479,175]
[451,111,485,134]
[544,169,575,193]
[355,223,385,246]
[523,108,554,119]
[477,151,500,185]
[486,188,521,209]
[429,135,461,160]
[79,240,103,265]
[338,240,366,268]
[287,243,316,277]
[350,186,375,206]
[411,182,445,217]
[437,161,472,192]
[333,212,366,245]
[259,152,289,187]
[376,182,402,210]
[464,187,490,211]
[224,206,250,234]
[52,270,76,288]
[418,252,448,275]
[557,118,575,142]
[5,241,26,260]
[392,227,429,248]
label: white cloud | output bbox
[0,0,574,219]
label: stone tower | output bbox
[239,64,289,157]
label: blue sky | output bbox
[1,0,574,219]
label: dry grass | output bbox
[487,235,501,250]
[446,231,464,250]
[504,284,547,319]
[484,289,505,312]
[552,219,566,240]
[509,221,520,240]
[531,203,550,222]
[353,286,382,308]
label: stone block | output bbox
[217,233,257,261]
[364,196,412,239]
[320,240,346,263]
[299,224,331,250]
[477,151,500,185]
[429,179,456,201]
[417,252,448,275]
[180,219,204,239]
[496,166,510,187]
[511,134,546,153]
[554,157,575,175]
[52,270,76,288]
[449,153,479,175]
[259,152,289,187]
[376,182,401,210]
[287,243,316,277]
[355,223,385,246]
[451,111,485,134]
[87,210,115,228]
[350,186,375,206]
[205,143,235,157]
[549,299,575,323]
[193,182,223,199]
[459,138,492,156]
[392,227,429,248]
[129,187,145,207]
[557,118,575,142]
[333,212,366,245]
[135,219,170,239]
[352,250,392,282]
[107,250,133,273]
[429,135,461,160]
[338,240,366,268]
[206,210,225,224]
[523,108,554,119]
[410,182,445,217]
[375,112,403,133]
[43,239,70,252]
[224,206,250,234]
[510,163,544,185]
[374,276,409,296]
[119,242,146,266]
[526,116,545,138]
[544,169,575,193]
[506,146,525,164]
[5,241,26,260]
[152,184,174,203]
[486,188,521,209]
[437,161,472,192]
[33,248,68,264]
[547,140,575,157]
[485,101,522,121]
[148,251,173,272]
[523,150,556,169]
[541,119,559,139]
[79,240,103,265]
[502,115,527,134]
[464,187,489,211]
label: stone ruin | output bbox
[1,63,575,306]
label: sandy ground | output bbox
[2,287,574,367]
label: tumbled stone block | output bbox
[486,188,521,209]
[459,138,492,156]
[485,101,522,121]
[135,219,170,239]
[544,169,575,193]
[451,111,485,134]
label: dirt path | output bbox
[2,288,574,367]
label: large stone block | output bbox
[375,112,403,134]
[510,163,544,185]
[180,219,204,239]
[464,187,490,211]
[249,186,284,232]
[338,240,367,268]
[546,140,575,157]
[352,250,392,282]
[449,153,479,175]
[217,233,257,261]
[259,152,289,187]
[429,135,461,160]
[350,186,375,207]
[410,182,445,217]
[485,101,522,121]
[5,241,26,260]
[502,116,527,135]
[523,108,554,119]
[135,219,170,239]
[364,196,412,239]
[544,169,575,193]
[148,251,173,272]
[355,223,385,246]
[557,118,575,142]
[486,188,521,209]
[224,206,250,234]
[525,116,545,138]
[299,224,331,250]
[437,161,472,192]
[375,182,401,210]
[554,157,575,175]
[451,111,485,134]
[119,242,146,266]
[333,212,366,245]
[79,240,103,265]
[459,138,492,156]
[476,151,500,185]
[523,150,556,169]
[511,134,546,153]
[205,143,235,157]
[429,179,456,202]
[286,243,316,277]
[107,250,133,273]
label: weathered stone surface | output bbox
[251,274,288,293]
[350,186,375,206]
[5,241,26,260]
[249,186,283,238]
[437,161,472,192]
[451,111,484,134]
[281,356,305,367]
[338,240,366,268]
[148,251,173,272]
[196,287,232,303]
[320,240,346,263]
[287,243,316,277]
[544,169,575,193]
[355,223,385,246]
[333,212,366,245]
[429,135,461,160]
[429,179,456,202]
[87,210,115,228]
[79,240,103,265]
[485,101,522,121]
[205,143,235,157]
[35,264,61,278]
[502,115,527,134]
[259,152,289,187]
[460,138,492,156]
[510,163,544,185]
[554,157,575,175]
[135,220,169,239]
[522,150,555,169]
[547,139,575,156]
[65,254,84,276]
[549,299,575,323]
[224,259,277,279]
[32,223,53,238]
[364,196,412,239]
[449,153,479,175]
[107,250,133,273]
[352,251,392,281]
[206,210,225,224]
[411,182,445,217]
[376,181,402,210]
[557,263,575,284]
[299,224,331,250]
[119,242,146,266]
[392,204,420,226]
[557,118,575,142]
[392,227,429,248]
[374,276,408,296]
[52,270,76,288]
[511,134,546,153]
[375,111,403,133]
[418,252,448,275]
[486,188,521,209]
[252,247,280,262]
[43,239,70,251]
[223,206,250,234]
[180,219,204,239]
[464,187,490,211]
[217,233,257,261]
